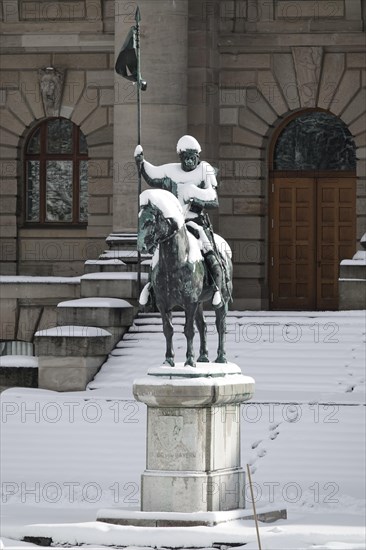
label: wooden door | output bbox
[317,178,356,310]
[270,176,356,310]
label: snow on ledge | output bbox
[0,276,81,284]
[81,272,148,281]
[0,355,38,368]
[85,259,126,265]
[35,326,111,338]
[57,297,133,308]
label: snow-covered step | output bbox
[89,312,366,404]
[80,272,149,300]
[105,232,138,251]
[35,326,114,392]
[57,298,135,328]
[84,259,127,274]
[35,326,113,357]
[56,297,136,348]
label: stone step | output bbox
[339,260,366,279]
[80,272,149,300]
[99,249,152,270]
[56,297,135,327]
[34,325,113,357]
[106,233,138,251]
[84,259,127,274]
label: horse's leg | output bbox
[184,303,198,367]
[215,302,228,363]
[161,309,175,366]
[195,302,209,362]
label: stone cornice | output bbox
[219,33,366,52]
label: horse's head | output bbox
[137,189,184,254]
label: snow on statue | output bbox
[135,136,233,367]
[135,135,228,308]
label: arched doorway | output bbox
[269,110,357,310]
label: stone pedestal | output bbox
[98,362,256,526]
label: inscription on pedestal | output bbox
[148,409,203,470]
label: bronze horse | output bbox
[137,189,233,367]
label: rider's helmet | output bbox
[176,135,201,154]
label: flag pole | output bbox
[135,6,142,295]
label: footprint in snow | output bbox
[270,431,279,440]
[270,422,281,431]
[257,447,267,458]
[251,439,262,449]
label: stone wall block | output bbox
[0,146,17,159]
[71,92,99,126]
[0,196,16,213]
[88,144,113,158]
[257,70,288,116]
[318,53,345,110]
[276,0,344,18]
[330,70,361,116]
[54,53,108,70]
[233,198,266,215]
[0,107,25,136]
[350,113,366,137]
[0,179,17,195]
[18,71,44,120]
[17,307,42,342]
[238,108,268,135]
[272,53,300,111]
[246,89,277,125]
[292,46,323,108]
[347,53,366,68]
[6,89,33,126]
[0,54,51,70]
[89,196,109,214]
[60,70,85,119]
[220,215,262,239]
[0,127,18,147]
[220,71,256,89]
[0,238,16,262]
[100,88,114,106]
[0,298,17,340]
[87,70,114,88]
[232,126,263,148]
[220,144,262,159]
[220,107,239,125]
[0,71,19,89]
[81,108,108,136]
[221,53,271,69]
[341,89,366,125]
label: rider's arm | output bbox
[177,183,219,210]
[134,146,175,193]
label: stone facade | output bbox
[1,0,365,309]
[0,0,114,276]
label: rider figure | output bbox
[134,135,224,308]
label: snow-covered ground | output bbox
[1,311,365,549]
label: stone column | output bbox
[134,363,255,513]
[113,0,188,232]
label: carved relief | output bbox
[38,67,64,117]
[292,47,323,108]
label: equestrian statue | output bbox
[135,135,233,367]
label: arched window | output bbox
[273,111,356,171]
[25,118,88,224]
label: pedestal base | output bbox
[97,507,287,527]
[133,363,255,514]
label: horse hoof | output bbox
[184,360,196,368]
[197,355,209,363]
[163,359,175,367]
[214,356,227,364]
